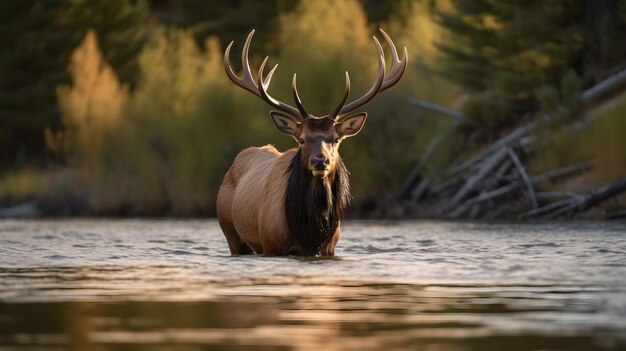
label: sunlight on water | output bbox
[0,219,625,350]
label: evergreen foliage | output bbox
[165,0,298,54]
[435,1,584,125]
[582,0,626,81]
[0,0,148,169]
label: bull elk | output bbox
[217,29,407,256]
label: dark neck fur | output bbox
[285,150,351,256]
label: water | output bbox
[0,219,625,350]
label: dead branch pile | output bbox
[382,68,626,220]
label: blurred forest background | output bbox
[1,0,626,219]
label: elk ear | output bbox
[336,112,367,138]
[270,111,300,137]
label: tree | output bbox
[0,0,148,170]
[435,1,584,126]
[51,30,129,167]
[581,0,626,83]
[359,0,398,23]
[162,0,299,55]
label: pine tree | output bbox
[0,0,148,169]
[435,1,584,126]
[359,0,398,23]
[164,0,299,54]
[581,0,626,82]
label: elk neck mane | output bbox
[284,149,351,256]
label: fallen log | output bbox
[581,68,626,105]
[451,181,519,218]
[450,147,509,205]
[447,123,534,177]
[536,192,581,200]
[544,176,626,219]
[443,69,626,178]
[406,98,466,122]
[507,148,538,208]
[388,69,626,220]
[391,125,456,201]
[410,177,430,202]
[518,198,574,219]
[495,159,513,178]
[531,160,594,184]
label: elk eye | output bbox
[299,138,305,144]
[334,137,340,143]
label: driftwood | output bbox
[385,68,626,220]
[410,177,430,202]
[406,98,466,122]
[451,182,519,218]
[543,177,626,219]
[507,148,538,208]
[517,176,626,220]
[447,123,534,177]
[536,192,580,200]
[399,143,609,219]
[582,68,626,105]
[450,147,508,205]
[445,68,626,178]
[390,125,456,201]
[518,199,573,219]
[531,161,594,184]
[495,159,512,178]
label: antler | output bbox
[224,30,307,120]
[329,28,408,120]
[225,29,407,122]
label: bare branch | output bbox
[451,182,519,218]
[406,98,466,122]
[531,160,593,184]
[448,123,535,177]
[506,148,538,208]
[390,125,455,200]
[536,192,581,200]
[545,176,626,219]
[410,177,430,202]
[582,68,626,105]
[518,198,573,219]
[451,147,509,205]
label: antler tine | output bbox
[338,29,408,116]
[257,56,303,119]
[224,31,257,95]
[339,36,386,115]
[240,30,257,89]
[378,28,408,91]
[292,74,309,118]
[328,72,351,120]
[224,29,303,119]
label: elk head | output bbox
[224,29,407,178]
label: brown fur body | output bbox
[217,145,346,256]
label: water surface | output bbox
[1,219,625,350]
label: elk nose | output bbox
[311,157,329,170]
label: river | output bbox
[1,219,625,350]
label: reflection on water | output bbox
[0,220,625,350]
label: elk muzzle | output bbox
[310,156,330,175]
[308,142,332,177]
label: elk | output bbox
[217,29,407,256]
